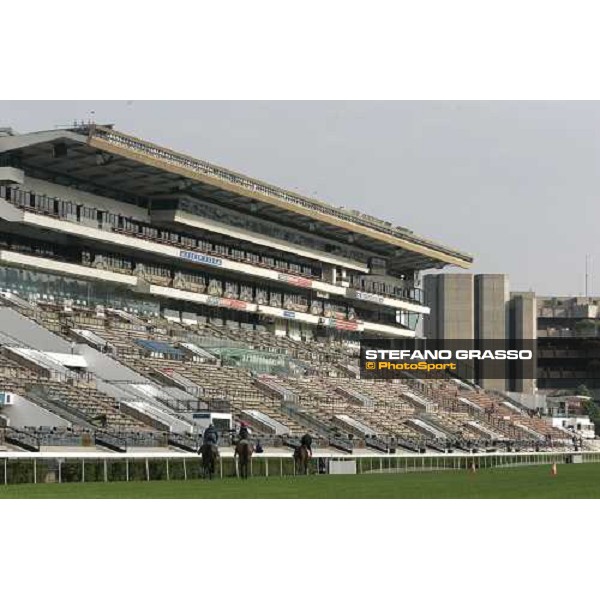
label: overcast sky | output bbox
[1,100,598,297]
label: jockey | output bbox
[203,423,219,447]
[300,432,313,456]
[238,421,250,441]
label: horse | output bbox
[199,443,219,479]
[294,444,311,475]
[235,439,254,479]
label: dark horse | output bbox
[235,439,254,479]
[200,443,219,479]
[294,444,311,475]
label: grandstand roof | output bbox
[0,124,473,270]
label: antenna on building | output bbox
[585,254,591,297]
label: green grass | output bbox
[1,463,600,498]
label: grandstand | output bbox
[0,124,577,458]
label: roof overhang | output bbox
[0,125,474,270]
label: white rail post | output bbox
[166,459,170,481]
[82,459,85,483]
[126,459,129,482]
[4,458,7,485]
[183,458,187,480]
[145,459,150,481]
[33,459,37,484]
[104,459,108,483]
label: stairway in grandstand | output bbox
[0,308,193,445]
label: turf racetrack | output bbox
[1,463,600,498]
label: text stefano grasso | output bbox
[363,349,533,361]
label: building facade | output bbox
[0,125,473,344]
[423,273,536,393]
[537,296,600,396]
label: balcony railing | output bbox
[0,185,425,308]
[538,328,600,338]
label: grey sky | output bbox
[1,101,598,297]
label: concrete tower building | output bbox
[423,273,536,394]
[509,291,537,395]
[475,274,509,391]
[423,273,474,339]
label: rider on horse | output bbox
[203,423,219,452]
[238,421,250,441]
[200,423,219,478]
[300,432,313,457]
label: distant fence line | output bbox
[1,451,599,486]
